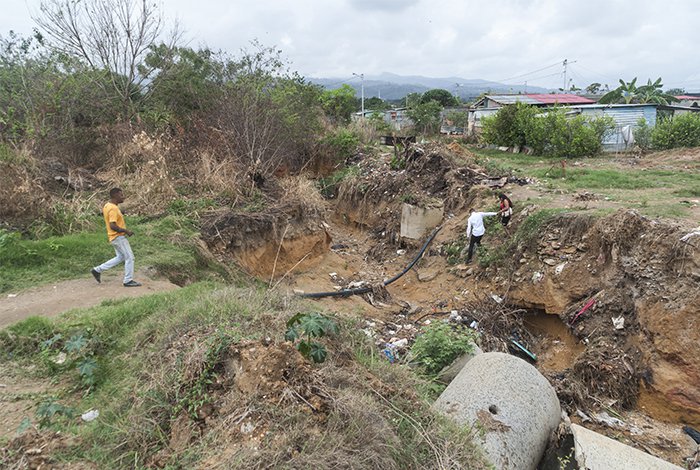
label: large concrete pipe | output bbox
[433,352,561,470]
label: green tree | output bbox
[585,82,602,95]
[404,92,422,108]
[320,84,357,123]
[144,45,224,126]
[599,77,679,105]
[406,100,442,134]
[364,96,390,111]
[421,88,459,107]
[665,88,685,96]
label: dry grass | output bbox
[40,285,490,469]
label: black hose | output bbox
[298,226,442,299]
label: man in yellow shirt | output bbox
[91,188,141,287]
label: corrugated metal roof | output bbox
[486,95,541,105]
[486,94,595,106]
[675,95,700,101]
[525,94,595,104]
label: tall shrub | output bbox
[651,113,700,149]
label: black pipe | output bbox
[298,226,442,299]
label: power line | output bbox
[497,61,562,83]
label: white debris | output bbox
[81,409,99,422]
[241,421,255,434]
[593,411,625,428]
[612,316,625,330]
[490,294,504,304]
[53,352,67,365]
[532,271,544,283]
[7,293,17,298]
[391,338,408,349]
[555,262,567,276]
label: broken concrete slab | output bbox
[433,352,560,470]
[400,202,443,240]
[571,423,683,469]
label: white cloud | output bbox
[2,0,700,90]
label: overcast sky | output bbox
[3,0,700,91]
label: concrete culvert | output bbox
[433,352,561,470]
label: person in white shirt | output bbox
[465,208,499,263]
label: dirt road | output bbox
[0,272,179,330]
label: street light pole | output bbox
[353,72,364,119]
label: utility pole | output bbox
[353,72,365,119]
[563,59,568,93]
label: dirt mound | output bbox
[336,143,499,233]
[202,178,331,279]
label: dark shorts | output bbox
[501,215,511,226]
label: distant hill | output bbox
[308,72,550,102]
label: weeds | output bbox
[409,322,476,376]
[174,330,233,419]
[285,312,338,363]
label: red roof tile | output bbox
[525,94,596,105]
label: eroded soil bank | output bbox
[227,144,700,465]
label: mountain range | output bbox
[308,72,551,102]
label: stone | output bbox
[418,271,438,282]
[570,424,683,469]
[433,352,561,470]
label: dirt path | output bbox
[0,272,179,330]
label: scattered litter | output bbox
[510,339,537,362]
[490,294,504,304]
[543,258,557,266]
[241,421,255,434]
[391,338,408,349]
[531,271,544,283]
[328,272,337,278]
[292,289,305,295]
[570,297,597,325]
[593,411,625,428]
[53,352,67,365]
[7,293,17,298]
[555,262,567,275]
[81,409,99,422]
[382,347,397,363]
[680,227,700,243]
[612,316,625,330]
[576,409,592,422]
[469,320,479,329]
[396,249,407,255]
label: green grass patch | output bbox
[0,215,222,293]
[673,187,700,198]
[532,167,699,191]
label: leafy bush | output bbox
[321,127,360,161]
[410,322,475,375]
[634,117,652,151]
[482,104,614,158]
[651,112,700,149]
[481,102,537,147]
